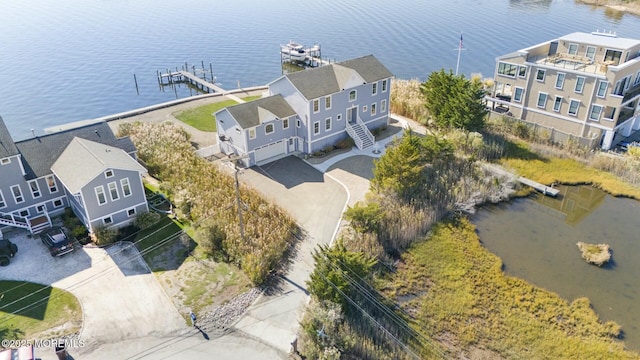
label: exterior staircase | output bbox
[346,116,375,150]
[0,211,52,235]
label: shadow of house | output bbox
[0,280,53,321]
[255,156,324,189]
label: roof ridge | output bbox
[75,137,107,167]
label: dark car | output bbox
[40,227,74,257]
[0,239,18,266]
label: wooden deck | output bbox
[176,71,245,104]
[518,177,560,197]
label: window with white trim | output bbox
[568,99,580,116]
[283,118,289,129]
[371,103,376,115]
[568,43,578,55]
[372,83,377,95]
[337,114,342,121]
[265,123,274,135]
[349,90,357,101]
[536,69,546,82]
[518,66,527,78]
[313,99,319,113]
[103,216,113,225]
[0,158,9,165]
[121,178,132,197]
[19,210,29,217]
[53,199,63,208]
[105,170,114,178]
[381,99,387,113]
[11,185,23,204]
[325,96,331,110]
[575,76,585,93]
[635,71,640,86]
[296,119,301,128]
[0,190,5,209]
[513,87,524,102]
[108,182,119,201]
[127,208,136,217]
[597,80,608,97]
[555,73,565,89]
[95,186,106,205]
[46,175,58,193]
[29,180,41,199]
[249,128,256,139]
[382,79,387,92]
[585,46,596,61]
[537,93,548,108]
[313,121,320,135]
[589,104,603,121]
[553,96,562,112]
[325,117,331,131]
[497,62,517,77]
[363,105,367,113]
[36,205,45,213]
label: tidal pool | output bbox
[472,185,640,350]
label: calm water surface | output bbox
[473,185,640,350]
[3,0,640,139]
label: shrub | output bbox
[335,137,355,149]
[93,225,118,246]
[134,211,161,230]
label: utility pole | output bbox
[224,153,249,243]
[233,159,245,243]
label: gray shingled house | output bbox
[0,118,148,237]
[215,55,393,166]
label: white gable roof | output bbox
[51,137,147,194]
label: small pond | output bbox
[472,185,640,350]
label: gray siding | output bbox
[79,168,147,230]
[217,109,248,156]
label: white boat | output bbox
[281,41,308,61]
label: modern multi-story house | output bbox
[0,118,148,237]
[489,31,640,149]
[216,55,393,166]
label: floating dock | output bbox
[518,177,560,197]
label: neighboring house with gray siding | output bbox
[0,117,147,236]
[216,55,393,166]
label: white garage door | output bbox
[254,140,286,164]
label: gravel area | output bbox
[198,288,262,334]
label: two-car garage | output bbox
[253,140,287,165]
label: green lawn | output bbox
[173,96,263,132]
[0,281,81,340]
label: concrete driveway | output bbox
[0,229,185,355]
[232,156,348,352]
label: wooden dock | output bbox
[157,69,245,104]
[518,177,560,197]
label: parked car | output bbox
[0,238,18,266]
[40,227,74,257]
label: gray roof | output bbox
[560,32,640,50]
[51,138,146,194]
[226,95,297,129]
[15,122,136,179]
[0,116,19,159]
[285,54,393,100]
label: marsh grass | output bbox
[381,219,636,359]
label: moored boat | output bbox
[281,41,307,61]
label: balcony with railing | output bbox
[526,54,607,75]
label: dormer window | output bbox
[105,170,114,178]
[349,90,357,101]
[0,158,10,165]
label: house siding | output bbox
[217,109,248,156]
[79,169,147,231]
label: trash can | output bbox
[55,344,68,360]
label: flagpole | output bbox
[455,32,463,76]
